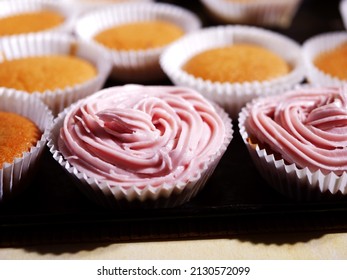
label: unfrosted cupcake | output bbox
[0,55,97,93]
[0,112,41,169]
[200,0,302,28]
[182,43,290,84]
[93,20,184,51]
[48,85,232,208]
[74,2,201,82]
[0,0,75,37]
[0,90,53,202]
[160,25,305,119]
[303,32,347,86]
[238,86,347,200]
[0,33,111,115]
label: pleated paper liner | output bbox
[340,0,347,31]
[200,0,302,28]
[59,0,154,15]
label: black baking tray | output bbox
[1,0,347,247]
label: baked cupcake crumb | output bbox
[0,10,65,36]
[314,42,347,80]
[0,55,97,93]
[0,111,41,168]
[93,20,184,51]
[182,43,290,83]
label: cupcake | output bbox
[0,33,111,115]
[238,86,347,200]
[0,90,53,202]
[74,2,201,82]
[93,20,184,51]
[0,0,76,37]
[200,0,302,28]
[160,25,305,119]
[303,31,347,87]
[0,55,97,93]
[0,112,41,168]
[182,43,290,84]
[48,85,233,208]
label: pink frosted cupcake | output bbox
[239,86,347,200]
[48,85,232,208]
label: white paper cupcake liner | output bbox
[0,0,77,36]
[47,90,233,209]
[340,0,347,30]
[59,0,154,16]
[74,2,201,83]
[0,90,53,202]
[160,25,305,120]
[302,31,347,87]
[0,32,112,115]
[200,0,302,28]
[238,99,347,201]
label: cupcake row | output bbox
[0,0,304,30]
[1,83,347,207]
[2,1,347,118]
[1,1,347,208]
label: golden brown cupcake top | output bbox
[93,20,184,51]
[0,111,41,168]
[314,42,347,80]
[0,10,65,36]
[182,43,290,83]
[0,55,97,93]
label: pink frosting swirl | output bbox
[59,85,228,188]
[245,86,347,175]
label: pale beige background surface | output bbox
[1,232,346,260]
